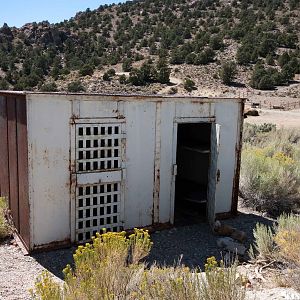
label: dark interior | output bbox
[174,123,211,225]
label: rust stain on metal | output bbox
[70,114,79,125]
[216,169,221,183]
[153,102,161,224]
[32,238,71,253]
[0,96,9,200]
[231,100,245,215]
[126,222,173,235]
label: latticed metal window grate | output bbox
[76,182,122,242]
[76,124,123,172]
[74,120,125,243]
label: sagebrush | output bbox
[240,125,300,214]
[250,214,300,291]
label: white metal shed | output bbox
[0,92,244,252]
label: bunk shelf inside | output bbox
[180,145,210,154]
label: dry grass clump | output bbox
[250,214,300,291]
[0,197,11,240]
[240,124,300,215]
[31,230,246,300]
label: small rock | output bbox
[217,237,246,256]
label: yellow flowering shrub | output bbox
[200,257,245,300]
[31,232,246,300]
[250,214,300,291]
[30,271,62,300]
[274,214,300,264]
[32,229,152,300]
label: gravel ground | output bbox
[0,207,293,300]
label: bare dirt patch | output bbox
[245,109,300,129]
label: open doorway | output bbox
[174,123,211,225]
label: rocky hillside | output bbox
[0,0,299,100]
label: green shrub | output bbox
[275,214,300,264]
[200,257,246,300]
[79,64,94,76]
[250,214,300,262]
[39,82,58,92]
[103,68,116,81]
[0,78,9,90]
[249,223,276,260]
[119,74,127,84]
[240,147,300,213]
[243,123,276,144]
[219,61,237,85]
[107,68,116,77]
[122,58,133,72]
[103,72,111,81]
[184,78,196,92]
[241,127,300,214]
[67,81,85,92]
[250,214,300,291]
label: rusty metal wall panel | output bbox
[16,96,30,248]
[7,96,19,231]
[0,96,9,199]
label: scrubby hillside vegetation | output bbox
[0,0,299,94]
[241,124,300,215]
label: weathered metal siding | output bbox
[27,95,72,248]
[214,102,241,214]
[123,101,156,228]
[26,94,244,249]
[16,98,30,247]
[0,96,9,200]
[0,93,30,247]
[158,102,175,223]
[7,96,19,230]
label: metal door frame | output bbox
[170,117,216,225]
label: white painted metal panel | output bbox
[27,96,72,248]
[123,101,156,228]
[214,102,240,214]
[77,172,122,185]
[79,101,118,118]
[159,102,176,223]
[25,93,242,250]
[175,102,214,118]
